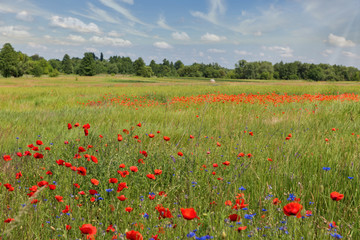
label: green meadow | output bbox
[1,75,360,239]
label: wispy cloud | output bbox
[191,0,226,24]
[327,34,355,47]
[342,51,360,59]
[157,15,174,31]
[99,0,148,26]
[50,16,101,34]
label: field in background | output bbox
[1,75,360,239]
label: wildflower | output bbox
[79,224,97,239]
[283,202,303,218]
[181,208,200,220]
[126,230,143,240]
[330,192,344,201]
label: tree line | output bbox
[0,43,359,81]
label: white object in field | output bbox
[210,79,216,83]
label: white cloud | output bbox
[342,51,360,59]
[253,31,262,36]
[153,41,173,49]
[207,48,226,53]
[50,16,101,34]
[322,49,334,57]
[108,30,123,37]
[28,42,47,51]
[0,26,31,37]
[191,0,226,24]
[327,33,355,47]
[264,46,293,57]
[259,52,265,57]
[201,33,226,42]
[234,50,252,55]
[67,34,86,43]
[172,31,190,41]
[121,0,134,4]
[85,47,98,53]
[99,0,147,26]
[157,15,174,31]
[90,36,132,47]
[16,11,33,21]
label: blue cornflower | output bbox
[323,167,331,171]
[348,177,353,179]
[287,193,296,201]
[187,232,196,238]
[239,186,246,191]
[106,189,113,192]
[330,233,343,239]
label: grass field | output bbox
[1,75,360,239]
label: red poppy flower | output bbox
[82,123,91,130]
[117,195,127,201]
[91,179,99,185]
[73,183,80,188]
[126,230,143,240]
[79,224,97,238]
[4,218,14,223]
[15,171,22,179]
[107,178,117,184]
[46,171,53,175]
[90,155,98,164]
[45,147,51,151]
[33,153,44,159]
[283,202,303,218]
[77,167,87,176]
[130,166,138,172]
[65,162,72,168]
[155,204,173,219]
[180,208,200,220]
[163,136,170,141]
[29,185,38,192]
[125,207,133,212]
[237,226,247,231]
[55,195,64,202]
[24,151,31,156]
[62,205,71,213]
[178,152,183,157]
[222,161,230,166]
[190,135,194,139]
[106,224,115,232]
[330,192,344,201]
[37,181,48,187]
[36,140,43,145]
[89,189,98,195]
[229,214,241,222]
[154,169,162,175]
[237,152,245,157]
[137,123,142,127]
[32,146,39,151]
[117,182,128,192]
[68,123,72,130]
[148,134,155,138]
[123,129,130,134]
[232,199,248,210]
[74,122,79,127]
[249,132,254,136]
[78,146,86,152]
[66,224,72,230]
[216,142,221,147]
[84,129,89,136]
[49,184,56,190]
[16,152,22,157]
[119,164,125,168]
[247,153,253,158]
[118,134,123,141]
[272,198,281,205]
[140,151,148,157]
[147,174,156,180]
[267,158,273,162]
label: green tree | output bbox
[62,54,73,74]
[174,60,184,70]
[0,43,19,77]
[133,57,145,76]
[78,52,96,76]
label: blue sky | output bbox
[0,0,359,68]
